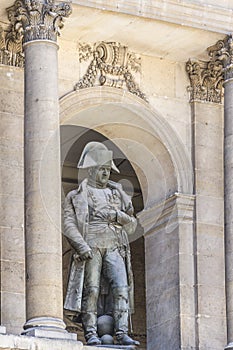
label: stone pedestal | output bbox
[0,333,130,350]
[0,333,81,350]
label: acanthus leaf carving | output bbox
[207,35,233,81]
[186,35,233,103]
[186,58,223,103]
[75,41,147,101]
[7,0,72,44]
[0,24,24,67]
[127,52,141,73]
[79,43,93,62]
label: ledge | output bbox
[73,0,233,34]
[0,333,82,350]
[0,333,129,350]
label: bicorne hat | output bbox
[77,142,120,173]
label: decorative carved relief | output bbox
[7,0,72,44]
[207,35,233,81]
[186,58,223,103]
[0,0,71,67]
[186,35,233,103]
[0,25,24,67]
[75,41,147,101]
[79,43,93,62]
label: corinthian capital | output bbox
[186,58,223,103]
[7,0,72,44]
[208,35,233,81]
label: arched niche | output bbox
[59,86,193,349]
[61,125,146,345]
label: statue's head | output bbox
[77,142,119,187]
[77,142,119,173]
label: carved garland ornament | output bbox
[75,42,147,101]
[186,35,233,103]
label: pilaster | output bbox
[208,35,233,350]
[0,64,25,334]
[138,193,196,350]
[187,38,227,350]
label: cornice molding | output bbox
[137,193,195,235]
[73,0,233,35]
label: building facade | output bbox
[0,1,232,349]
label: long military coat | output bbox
[63,179,136,315]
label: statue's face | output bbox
[88,163,111,188]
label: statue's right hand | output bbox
[74,250,93,262]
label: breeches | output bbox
[82,247,128,310]
[81,247,129,335]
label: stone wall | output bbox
[0,65,25,334]
[0,1,228,349]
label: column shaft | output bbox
[23,40,64,333]
[5,0,73,339]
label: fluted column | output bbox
[7,0,74,339]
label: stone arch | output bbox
[59,86,194,349]
[60,86,193,209]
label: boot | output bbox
[86,333,101,346]
[82,312,100,346]
[116,333,140,346]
